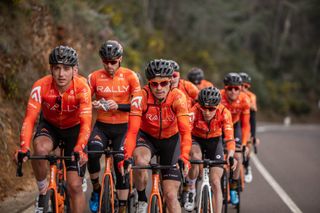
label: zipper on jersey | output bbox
[158,106,162,139]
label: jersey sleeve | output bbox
[87,73,96,96]
[177,115,192,161]
[172,90,189,117]
[124,115,141,159]
[20,81,42,149]
[222,107,235,151]
[241,95,251,146]
[75,83,92,150]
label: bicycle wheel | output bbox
[200,185,210,213]
[150,195,160,213]
[62,183,71,213]
[221,170,229,213]
[235,179,241,213]
[44,189,56,213]
[101,175,112,213]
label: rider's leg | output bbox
[162,180,181,213]
[210,167,223,213]
[67,171,86,213]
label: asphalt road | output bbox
[2,123,319,213]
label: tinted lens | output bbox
[201,106,217,112]
[244,84,250,89]
[173,72,179,78]
[150,81,170,87]
[226,86,240,91]
[103,60,118,65]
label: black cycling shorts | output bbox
[192,136,224,168]
[34,118,85,174]
[136,130,181,181]
[87,121,128,189]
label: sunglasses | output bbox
[56,96,62,112]
[149,80,170,88]
[226,86,240,91]
[103,60,118,65]
[200,106,217,112]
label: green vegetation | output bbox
[0,0,319,118]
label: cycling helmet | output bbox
[145,59,174,80]
[99,40,123,60]
[198,87,221,107]
[49,45,78,66]
[168,60,180,71]
[187,67,204,85]
[223,72,242,86]
[239,72,251,84]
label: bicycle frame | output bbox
[196,165,214,213]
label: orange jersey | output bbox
[124,86,192,159]
[244,90,257,112]
[220,89,250,145]
[197,79,214,90]
[20,75,92,149]
[88,67,141,124]
[177,79,199,110]
[191,103,235,151]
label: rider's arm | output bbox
[240,96,251,146]
[174,91,192,161]
[20,82,42,149]
[124,115,141,159]
[87,73,96,97]
[222,107,236,152]
[74,83,92,151]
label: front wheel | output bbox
[200,186,210,213]
[101,175,113,213]
[150,195,160,213]
[44,189,56,213]
[221,169,229,213]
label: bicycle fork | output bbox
[197,167,214,213]
[148,171,163,213]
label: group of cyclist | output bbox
[14,39,259,213]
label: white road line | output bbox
[251,154,303,213]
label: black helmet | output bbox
[99,40,123,60]
[223,72,242,86]
[239,72,251,84]
[49,45,78,66]
[145,59,174,80]
[168,60,180,71]
[198,87,221,107]
[187,67,204,85]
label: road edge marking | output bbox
[251,154,303,213]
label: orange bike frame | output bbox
[147,172,163,213]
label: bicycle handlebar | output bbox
[189,159,227,167]
[16,153,80,177]
[132,163,177,170]
[87,149,123,156]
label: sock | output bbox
[137,189,147,202]
[37,179,48,195]
[91,177,101,193]
[185,176,197,190]
[230,179,238,190]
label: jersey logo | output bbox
[131,96,142,109]
[31,86,41,103]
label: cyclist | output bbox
[119,59,191,213]
[239,72,260,183]
[87,40,141,213]
[220,72,250,205]
[183,87,236,213]
[187,67,213,90]
[169,60,199,110]
[15,45,92,213]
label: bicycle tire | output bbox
[62,183,71,213]
[44,189,56,213]
[150,195,159,213]
[236,179,241,213]
[201,185,210,213]
[101,175,112,213]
